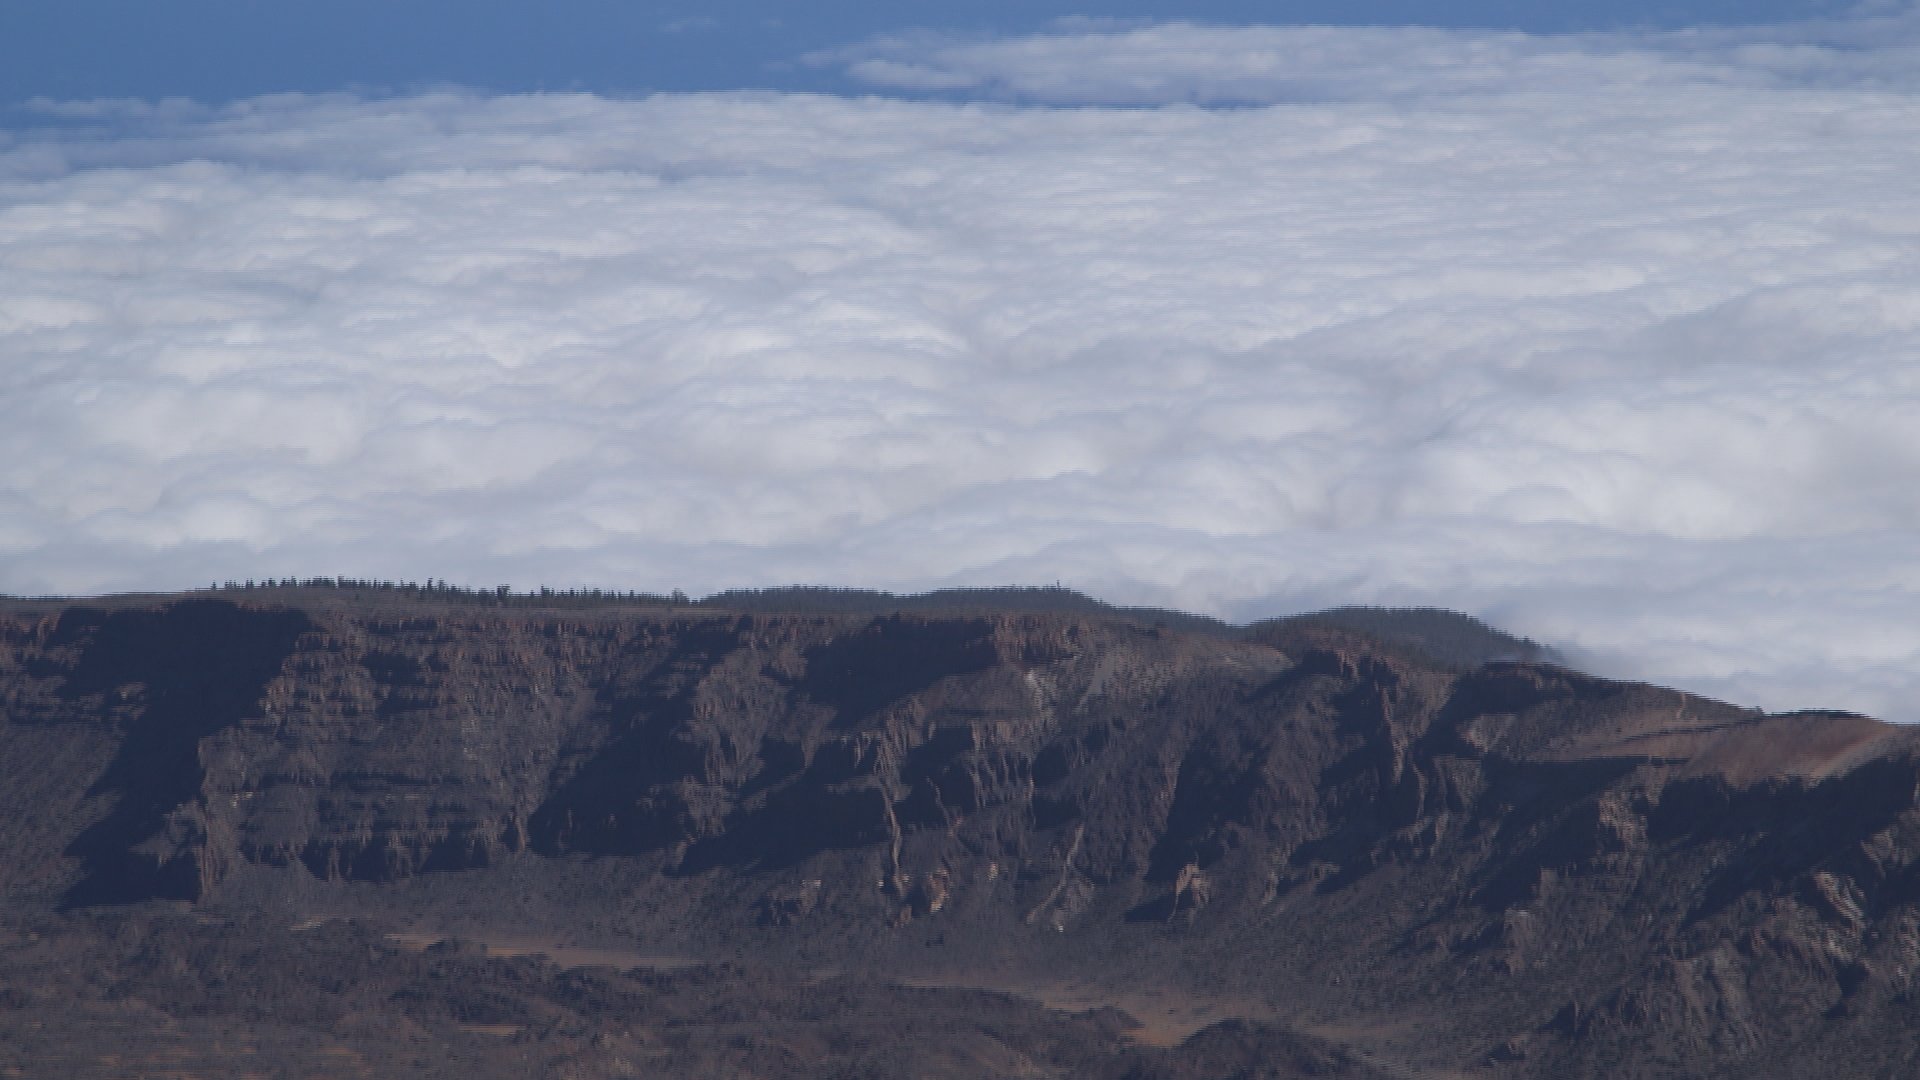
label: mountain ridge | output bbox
[1,589,1916,1078]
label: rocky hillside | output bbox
[2,589,1917,1078]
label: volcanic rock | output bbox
[2,586,1918,1077]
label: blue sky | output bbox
[0,0,1865,103]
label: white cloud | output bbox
[821,10,1920,104]
[6,11,1920,720]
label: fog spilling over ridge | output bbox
[5,9,1920,718]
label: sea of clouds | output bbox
[5,9,1920,718]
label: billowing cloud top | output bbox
[5,10,1920,718]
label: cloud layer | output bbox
[6,13,1920,718]
[826,11,1920,104]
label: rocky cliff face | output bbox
[3,589,1919,1078]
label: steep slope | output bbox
[2,589,1918,1078]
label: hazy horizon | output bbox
[1,1,1867,104]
